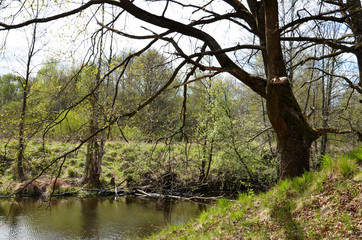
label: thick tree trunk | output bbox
[278,135,312,178]
[264,0,319,179]
[346,0,362,87]
[357,52,362,88]
[266,78,318,179]
[346,0,362,114]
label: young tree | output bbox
[16,23,40,181]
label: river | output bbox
[0,197,209,239]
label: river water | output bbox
[0,197,209,239]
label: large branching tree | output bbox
[0,0,360,179]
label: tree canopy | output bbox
[0,0,361,182]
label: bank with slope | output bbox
[150,147,361,239]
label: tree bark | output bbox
[346,0,362,87]
[82,134,101,187]
[81,85,102,187]
[355,51,362,88]
[264,0,319,179]
[80,77,102,187]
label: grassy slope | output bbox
[149,146,362,240]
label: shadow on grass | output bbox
[270,201,305,240]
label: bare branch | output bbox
[290,50,344,70]
[167,72,221,90]
[280,8,348,33]
[0,1,99,30]
[281,36,355,52]
[310,67,362,94]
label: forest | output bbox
[0,0,361,239]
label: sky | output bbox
[0,0,358,85]
[0,0,243,77]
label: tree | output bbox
[322,0,362,88]
[190,77,263,183]
[0,74,22,141]
[15,22,40,181]
[81,64,103,186]
[121,49,179,140]
[190,77,218,182]
[0,0,360,179]
[0,74,20,106]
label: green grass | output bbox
[1,138,280,196]
[148,146,362,240]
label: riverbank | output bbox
[0,140,275,198]
[148,146,362,239]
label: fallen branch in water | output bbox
[136,189,223,201]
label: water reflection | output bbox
[80,198,99,239]
[0,197,209,239]
[162,199,171,224]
